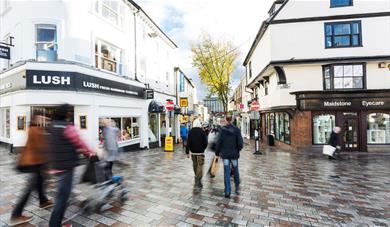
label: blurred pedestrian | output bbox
[10,112,53,226]
[103,119,120,178]
[186,119,208,188]
[48,104,95,227]
[216,116,244,198]
[180,123,188,149]
[328,126,342,160]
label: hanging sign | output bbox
[180,97,188,107]
[0,45,10,60]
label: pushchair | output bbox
[79,156,128,214]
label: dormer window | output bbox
[330,0,353,7]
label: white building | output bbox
[231,75,252,139]
[244,0,390,152]
[0,0,178,151]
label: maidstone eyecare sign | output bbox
[25,70,145,98]
[298,98,390,110]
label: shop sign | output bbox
[180,115,189,123]
[0,45,10,59]
[239,103,244,109]
[165,136,174,152]
[180,97,188,107]
[299,98,390,110]
[26,70,145,98]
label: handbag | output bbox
[323,145,336,156]
[209,156,219,177]
[81,156,106,184]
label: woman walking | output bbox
[186,119,208,188]
[10,112,53,226]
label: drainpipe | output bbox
[133,9,140,81]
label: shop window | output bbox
[36,24,57,62]
[95,40,122,74]
[284,113,291,144]
[367,113,390,144]
[99,117,139,144]
[313,114,335,144]
[325,21,361,48]
[0,109,10,139]
[148,114,158,142]
[269,113,275,135]
[323,64,364,90]
[275,114,279,140]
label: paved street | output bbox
[0,143,389,227]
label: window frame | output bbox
[95,39,122,74]
[324,20,362,49]
[35,24,58,62]
[330,0,353,8]
[322,63,366,90]
[248,62,252,78]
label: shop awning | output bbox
[148,101,164,113]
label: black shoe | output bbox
[224,193,230,198]
[328,156,336,160]
[235,185,240,195]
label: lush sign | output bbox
[0,45,10,60]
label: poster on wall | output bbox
[79,116,87,129]
[17,116,26,131]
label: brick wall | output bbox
[291,111,312,151]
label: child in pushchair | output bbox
[80,156,128,214]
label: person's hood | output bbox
[222,124,236,135]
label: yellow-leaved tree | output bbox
[191,35,238,113]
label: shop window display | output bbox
[367,113,390,144]
[313,114,335,144]
[284,113,291,144]
[0,109,10,138]
[99,117,140,144]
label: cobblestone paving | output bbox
[0,143,389,227]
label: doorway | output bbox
[341,112,360,151]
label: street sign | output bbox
[180,97,188,107]
[250,101,260,111]
[166,100,174,111]
[239,103,244,109]
[0,45,10,59]
[165,136,174,152]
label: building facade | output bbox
[231,75,252,139]
[0,0,178,151]
[244,0,390,152]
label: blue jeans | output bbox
[49,170,74,227]
[223,159,240,195]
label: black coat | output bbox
[49,121,79,170]
[215,124,244,159]
[186,127,208,154]
[328,131,339,147]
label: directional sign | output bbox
[250,101,260,111]
[166,100,174,111]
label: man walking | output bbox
[186,119,208,188]
[216,116,244,198]
[180,123,188,149]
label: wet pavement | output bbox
[0,142,389,227]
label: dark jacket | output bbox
[186,127,208,154]
[328,131,339,148]
[49,121,79,170]
[216,124,244,159]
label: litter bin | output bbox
[267,134,274,146]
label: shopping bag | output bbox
[323,145,336,156]
[209,156,219,177]
[81,156,106,184]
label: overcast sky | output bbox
[137,0,274,101]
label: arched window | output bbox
[367,113,390,144]
[313,114,335,144]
